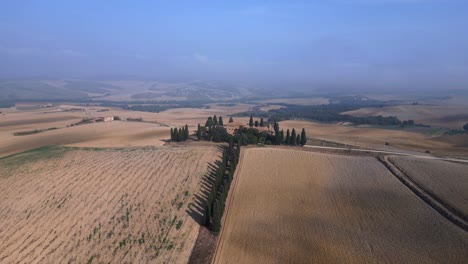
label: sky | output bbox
[0,0,467,91]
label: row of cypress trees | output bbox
[248,116,265,127]
[273,121,307,146]
[203,138,241,233]
[170,124,189,142]
[205,115,224,128]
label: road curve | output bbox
[303,145,468,163]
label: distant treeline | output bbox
[0,99,211,113]
[0,101,15,108]
[235,104,404,126]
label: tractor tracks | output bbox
[378,156,468,232]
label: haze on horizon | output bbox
[1,0,467,91]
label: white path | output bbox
[303,145,468,163]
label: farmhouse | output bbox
[225,121,246,135]
[92,116,114,122]
[224,121,273,135]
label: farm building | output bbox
[92,116,114,122]
[225,121,273,135]
[225,121,246,135]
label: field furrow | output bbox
[0,144,218,263]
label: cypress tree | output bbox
[170,128,174,141]
[212,200,221,233]
[301,128,307,145]
[254,120,259,127]
[219,116,224,126]
[286,129,290,145]
[185,124,189,140]
[229,116,234,123]
[296,134,301,145]
[206,117,213,128]
[197,124,202,140]
[280,129,284,144]
[213,115,218,126]
[260,118,264,127]
[291,128,296,145]
[274,122,279,133]
[249,116,253,127]
[203,204,211,227]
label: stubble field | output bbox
[0,144,219,263]
[388,156,468,217]
[214,148,468,264]
[342,105,468,129]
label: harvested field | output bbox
[279,120,468,156]
[0,121,169,158]
[343,105,468,129]
[0,144,219,263]
[214,148,468,264]
[389,156,468,218]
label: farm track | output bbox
[0,145,219,263]
[378,156,468,231]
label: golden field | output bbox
[214,148,468,264]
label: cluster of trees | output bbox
[203,139,241,233]
[248,116,265,127]
[170,124,189,142]
[271,121,307,146]
[205,115,224,127]
[198,115,231,142]
[197,116,308,146]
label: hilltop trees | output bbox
[291,128,296,145]
[197,124,202,140]
[198,115,307,146]
[206,117,214,128]
[301,128,307,145]
[170,125,189,142]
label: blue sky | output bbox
[0,0,467,90]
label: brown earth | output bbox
[0,144,219,263]
[214,148,468,264]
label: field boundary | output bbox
[210,148,246,264]
[378,156,468,232]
